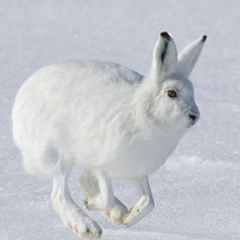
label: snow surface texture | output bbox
[0,1,239,240]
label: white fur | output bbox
[12,32,206,239]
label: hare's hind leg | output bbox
[80,170,128,225]
[123,176,155,227]
[51,165,102,239]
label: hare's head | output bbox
[145,32,207,131]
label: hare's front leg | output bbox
[81,170,115,211]
[123,176,154,227]
[80,170,128,225]
[51,171,102,239]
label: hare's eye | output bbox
[167,90,177,98]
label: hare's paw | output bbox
[101,198,128,225]
[84,195,114,211]
[123,195,154,227]
[66,214,102,240]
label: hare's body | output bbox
[13,60,182,178]
[12,33,206,240]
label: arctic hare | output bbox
[12,32,206,239]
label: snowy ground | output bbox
[1,1,240,240]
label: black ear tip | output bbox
[160,32,171,40]
[202,35,207,42]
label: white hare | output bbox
[12,32,206,239]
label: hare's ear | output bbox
[177,35,207,77]
[152,32,178,80]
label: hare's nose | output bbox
[189,112,198,122]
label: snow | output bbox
[1,0,240,239]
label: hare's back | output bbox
[34,60,143,86]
